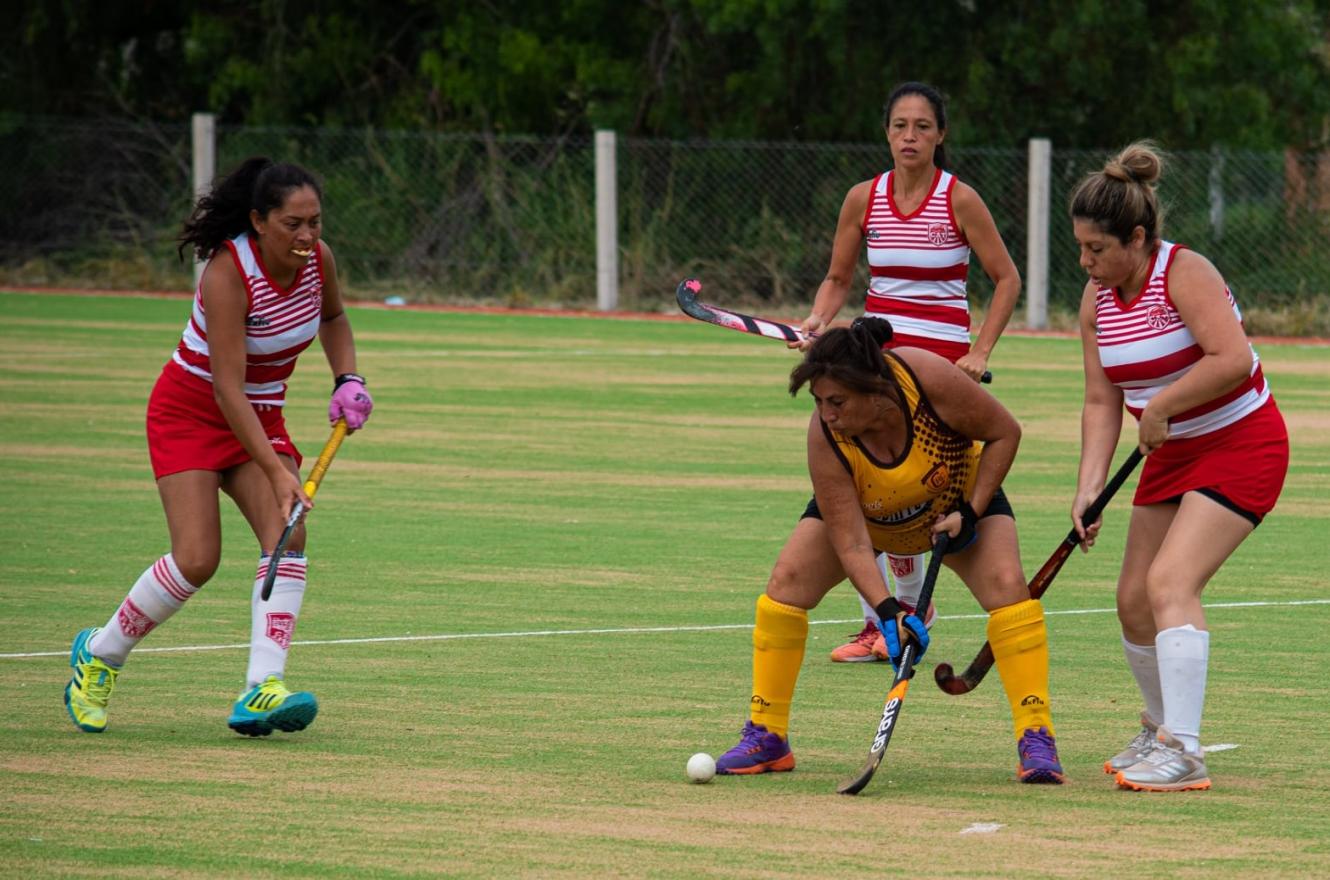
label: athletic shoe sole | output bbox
[716,752,796,775]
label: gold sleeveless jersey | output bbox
[822,353,980,554]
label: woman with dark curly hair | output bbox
[64,157,373,738]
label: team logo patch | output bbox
[750,694,771,709]
[888,555,916,579]
[117,598,157,638]
[266,612,296,649]
[927,223,951,246]
[921,462,950,493]
[1145,304,1172,330]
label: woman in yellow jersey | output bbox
[713,318,1065,784]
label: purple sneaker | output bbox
[715,720,796,775]
[1017,726,1066,784]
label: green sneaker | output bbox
[65,627,120,733]
[227,675,318,737]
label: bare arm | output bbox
[1137,250,1253,452]
[316,242,359,378]
[895,347,1021,525]
[1074,283,1126,546]
[201,255,306,517]
[952,182,1020,381]
[806,413,892,607]
[796,180,871,348]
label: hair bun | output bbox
[850,315,894,346]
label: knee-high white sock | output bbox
[1157,624,1209,755]
[247,554,308,687]
[90,555,199,666]
[1122,636,1166,727]
[857,554,899,621]
[887,553,925,608]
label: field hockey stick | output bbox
[932,447,1145,695]
[260,418,349,600]
[676,278,992,382]
[838,531,951,796]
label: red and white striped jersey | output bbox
[1095,241,1270,439]
[861,168,971,361]
[173,233,325,406]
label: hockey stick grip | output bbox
[260,419,349,600]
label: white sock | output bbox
[1156,624,1210,755]
[247,554,308,687]
[887,553,925,608]
[1122,636,1166,727]
[856,554,898,622]
[90,555,199,666]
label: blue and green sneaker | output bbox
[227,675,318,737]
[65,627,120,733]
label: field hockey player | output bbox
[712,319,1065,785]
[63,157,373,737]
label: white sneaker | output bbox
[1114,726,1211,792]
[1103,711,1159,774]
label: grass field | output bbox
[2,290,1328,879]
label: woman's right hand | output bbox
[792,313,826,350]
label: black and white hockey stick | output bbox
[676,278,806,343]
[838,532,951,796]
[932,447,1145,695]
[676,278,991,383]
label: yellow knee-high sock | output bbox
[749,594,809,738]
[988,599,1055,739]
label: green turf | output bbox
[2,291,1328,878]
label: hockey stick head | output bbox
[674,278,805,343]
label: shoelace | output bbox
[727,722,769,756]
[847,623,878,645]
[84,663,118,703]
[1020,730,1059,765]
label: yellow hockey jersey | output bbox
[821,353,980,554]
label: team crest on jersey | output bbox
[921,462,951,493]
[927,223,951,246]
[1145,304,1172,330]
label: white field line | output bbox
[4,598,1328,661]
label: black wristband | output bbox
[334,372,366,390]
[874,596,903,622]
[958,498,979,526]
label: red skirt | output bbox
[1135,399,1288,518]
[146,361,302,479]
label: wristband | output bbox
[874,596,903,622]
[334,372,366,390]
[958,499,979,526]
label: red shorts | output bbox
[1135,399,1288,520]
[146,361,302,479]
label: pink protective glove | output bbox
[329,373,373,430]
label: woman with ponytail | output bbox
[711,321,1066,785]
[1069,142,1288,792]
[64,157,373,738]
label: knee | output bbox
[765,561,819,610]
[170,550,218,587]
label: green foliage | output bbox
[6,0,1329,147]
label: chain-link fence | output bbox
[2,115,1327,323]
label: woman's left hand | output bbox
[1137,404,1169,453]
